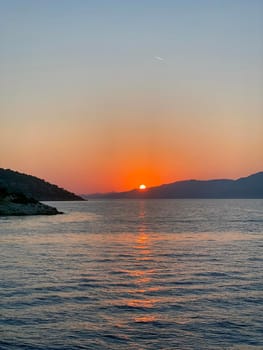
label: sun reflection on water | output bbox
[120,201,161,322]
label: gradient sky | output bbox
[0,0,262,193]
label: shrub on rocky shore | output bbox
[0,187,63,216]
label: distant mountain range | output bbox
[84,172,263,199]
[0,168,84,201]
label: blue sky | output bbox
[0,0,262,192]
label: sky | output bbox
[0,0,262,194]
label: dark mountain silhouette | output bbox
[84,172,263,199]
[0,168,84,201]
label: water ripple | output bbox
[0,199,263,349]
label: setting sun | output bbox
[139,184,147,190]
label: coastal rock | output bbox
[0,188,62,216]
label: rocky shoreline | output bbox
[0,188,63,216]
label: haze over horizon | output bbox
[1,1,263,194]
[84,170,263,195]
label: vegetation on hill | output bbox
[0,169,83,201]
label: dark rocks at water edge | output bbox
[0,168,84,201]
[0,188,63,216]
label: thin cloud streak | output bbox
[154,56,165,62]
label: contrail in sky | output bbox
[154,56,164,61]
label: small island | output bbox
[0,188,62,216]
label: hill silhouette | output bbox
[0,169,83,201]
[85,172,263,199]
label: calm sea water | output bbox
[0,199,262,350]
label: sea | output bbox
[0,199,262,350]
